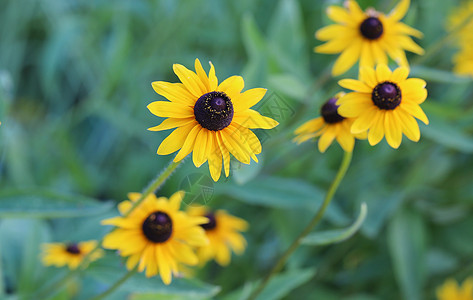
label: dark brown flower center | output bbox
[360,17,383,40]
[194,91,234,131]
[201,213,217,231]
[142,211,173,243]
[321,97,345,124]
[372,82,402,110]
[65,243,81,254]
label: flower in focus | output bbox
[337,64,428,149]
[315,0,424,76]
[148,59,278,181]
[101,191,208,285]
[436,277,473,300]
[187,205,248,266]
[294,93,366,153]
[41,240,103,270]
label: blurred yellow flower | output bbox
[447,1,473,46]
[337,64,428,149]
[294,93,366,153]
[148,58,278,181]
[453,44,473,76]
[41,240,103,270]
[315,0,423,76]
[101,191,208,285]
[437,277,473,300]
[187,205,248,266]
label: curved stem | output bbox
[91,268,138,300]
[247,150,353,300]
[36,159,183,299]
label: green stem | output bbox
[36,159,183,299]
[91,268,138,300]
[247,150,353,300]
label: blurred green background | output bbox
[1,0,472,299]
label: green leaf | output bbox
[421,115,473,153]
[268,74,308,101]
[255,269,315,300]
[410,66,472,84]
[387,208,426,300]
[215,176,348,225]
[88,263,220,299]
[0,188,113,218]
[301,202,367,246]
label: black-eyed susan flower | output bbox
[187,205,248,266]
[101,191,208,285]
[41,240,103,270]
[315,0,424,76]
[147,59,278,182]
[436,277,473,300]
[337,64,428,149]
[294,93,366,153]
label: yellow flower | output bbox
[147,59,279,181]
[187,205,248,266]
[437,277,473,300]
[337,64,428,149]
[41,240,103,270]
[315,0,424,76]
[453,44,473,76]
[294,93,366,153]
[447,1,473,46]
[101,191,208,285]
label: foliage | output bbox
[0,0,472,299]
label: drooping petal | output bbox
[192,128,208,167]
[147,101,194,118]
[368,112,385,146]
[148,118,195,132]
[232,109,278,129]
[174,125,201,162]
[384,111,403,148]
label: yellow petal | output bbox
[232,88,267,112]
[148,118,195,131]
[192,128,208,167]
[371,42,388,65]
[391,66,410,83]
[168,191,184,211]
[338,79,372,93]
[315,38,351,54]
[151,81,196,106]
[332,39,362,76]
[208,62,218,91]
[396,109,420,142]
[400,78,427,104]
[400,101,429,124]
[233,109,278,129]
[316,24,350,41]
[173,63,206,98]
[157,122,196,155]
[220,128,251,164]
[397,35,425,55]
[156,246,172,285]
[326,6,356,26]
[375,64,392,82]
[368,112,385,146]
[338,97,373,118]
[174,125,201,162]
[194,58,210,92]
[208,135,223,182]
[388,0,410,22]
[359,42,375,68]
[217,132,231,177]
[351,107,378,134]
[359,66,378,88]
[384,111,402,148]
[147,101,194,118]
[217,76,244,100]
[393,22,424,38]
[294,117,324,135]
[335,124,355,152]
[318,127,336,153]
